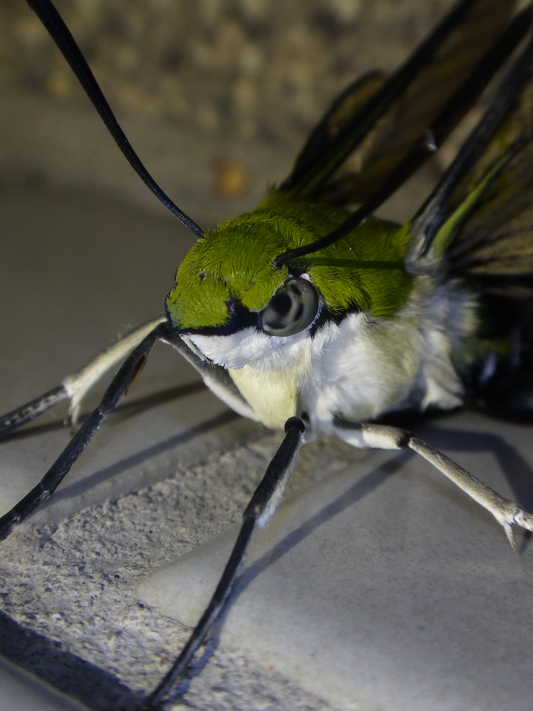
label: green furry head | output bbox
[166,201,413,332]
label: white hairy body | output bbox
[56,273,531,552]
[188,275,478,439]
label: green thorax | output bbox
[166,196,413,331]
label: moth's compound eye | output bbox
[259,277,319,337]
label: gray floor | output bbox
[0,655,85,711]
[1,182,533,710]
[0,183,351,711]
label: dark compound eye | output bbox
[258,277,319,337]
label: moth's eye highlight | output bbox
[259,277,319,337]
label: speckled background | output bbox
[0,0,464,236]
[1,0,453,143]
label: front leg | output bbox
[0,316,167,437]
[0,318,256,441]
[162,329,258,422]
[333,416,533,552]
[0,320,256,539]
[145,416,306,710]
[0,322,167,540]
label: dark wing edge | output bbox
[278,0,519,206]
[407,33,533,305]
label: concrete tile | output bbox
[140,410,533,711]
[0,655,87,711]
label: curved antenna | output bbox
[28,0,204,239]
[272,4,532,270]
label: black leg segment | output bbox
[0,322,167,541]
[0,385,69,439]
[145,416,306,710]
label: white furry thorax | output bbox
[188,275,477,434]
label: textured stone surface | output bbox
[140,411,533,711]
[1,423,355,710]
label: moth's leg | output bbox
[333,416,533,552]
[63,316,167,426]
[145,416,306,711]
[0,316,166,437]
[0,385,69,439]
[0,321,167,541]
[161,329,258,421]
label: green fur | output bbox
[166,196,413,331]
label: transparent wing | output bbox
[407,36,533,302]
[280,0,518,205]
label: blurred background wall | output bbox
[0,0,455,225]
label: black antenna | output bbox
[272,3,532,269]
[28,0,204,239]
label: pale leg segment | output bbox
[162,329,258,422]
[145,417,305,711]
[63,316,167,426]
[0,317,257,540]
[0,322,167,541]
[0,316,167,439]
[333,417,533,552]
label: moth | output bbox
[2,0,533,708]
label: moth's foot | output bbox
[487,499,533,554]
[505,507,533,554]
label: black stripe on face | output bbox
[169,299,259,337]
